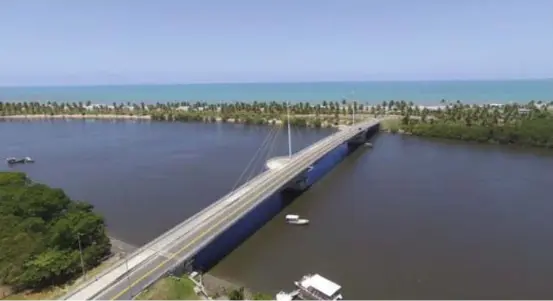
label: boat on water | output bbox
[285,214,309,225]
[276,274,343,300]
[6,157,34,164]
[294,274,343,300]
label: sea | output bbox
[0,79,552,105]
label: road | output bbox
[63,119,380,300]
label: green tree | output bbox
[0,172,111,291]
[228,287,245,300]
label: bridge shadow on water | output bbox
[188,126,380,274]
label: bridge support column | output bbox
[346,130,368,151]
[346,123,381,151]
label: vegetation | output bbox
[394,100,553,148]
[226,287,272,300]
[252,292,274,300]
[228,287,245,300]
[0,172,111,293]
[0,100,369,128]
[3,99,553,147]
[135,276,197,300]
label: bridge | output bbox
[62,118,380,300]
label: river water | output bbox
[1,120,553,299]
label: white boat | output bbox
[287,218,309,225]
[285,214,300,221]
[285,214,309,225]
[294,274,343,300]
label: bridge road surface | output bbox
[63,119,379,300]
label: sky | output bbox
[0,0,552,86]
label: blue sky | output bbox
[1,0,552,86]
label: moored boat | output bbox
[285,214,310,225]
[294,274,343,300]
[6,157,34,164]
[288,218,309,225]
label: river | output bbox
[1,120,553,299]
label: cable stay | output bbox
[229,123,282,192]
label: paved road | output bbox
[63,119,379,300]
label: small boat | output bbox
[288,219,310,225]
[294,274,343,300]
[6,157,34,164]
[285,214,300,221]
[285,214,309,225]
[364,142,373,148]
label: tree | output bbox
[253,292,273,300]
[0,172,111,291]
[228,287,245,300]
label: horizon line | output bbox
[1,78,552,88]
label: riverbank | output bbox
[135,273,272,300]
[0,113,369,128]
[0,114,151,120]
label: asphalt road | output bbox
[64,119,379,300]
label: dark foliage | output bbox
[399,101,553,148]
[0,172,111,291]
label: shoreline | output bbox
[0,114,151,120]
[0,113,365,128]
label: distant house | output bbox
[425,105,445,111]
[85,104,103,111]
[518,108,531,114]
[176,106,189,111]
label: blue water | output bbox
[0,80,552,105]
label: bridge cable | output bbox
[246,123,282,181]
[243,123,281,182]
[245,123,282,183]
[229,124,280,192]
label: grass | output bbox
[135,276,198,300]
[379,116,401,131]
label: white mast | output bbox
[287,101,292,158]
[352,90,356,124]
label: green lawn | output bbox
[135,276,197,300]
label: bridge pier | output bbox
[346,130,368,151]
[346,123,381,151]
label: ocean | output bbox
[0,79,551,105]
